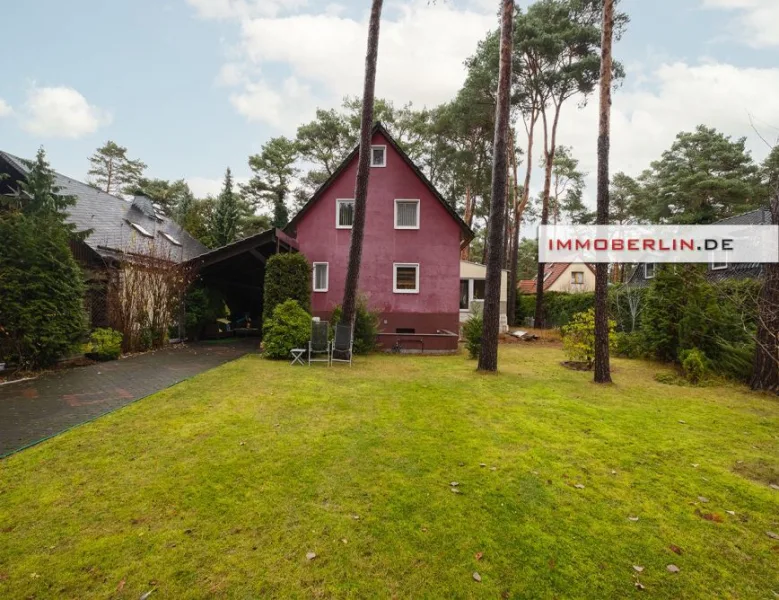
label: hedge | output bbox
[517,292,595,329]
[262,253,311,330]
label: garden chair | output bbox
[308,320,331,366]
[330,323,354,367]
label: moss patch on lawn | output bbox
[0,346,777,599]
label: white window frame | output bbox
[313,262,329,292]
[394,199,420,230]
[335,198,355,229]
[393,263,420,294]
[644,263,655,279]
[710,260,728,271]
[371,145,387,168]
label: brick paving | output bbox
[0,339,257,457]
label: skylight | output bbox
[129,222,153,238]
[161,231,182,246]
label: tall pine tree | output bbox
[211,168,240,247]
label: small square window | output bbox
[710,261,728,271]
[571,271,584,285]
[644,263,655,279]
[313,262,329,292]
[395,199,420,229]
[336,199,354,228]
[371,145,386,167]
[393,263,419,294]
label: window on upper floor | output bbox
[395,199,420,229]
[710,260,728,271]
[394,263,419,294]
[571,271,584,285]
[644,263,655,279]
[336,199,354,229]
[371,145,386,167]
[313,262,329,292]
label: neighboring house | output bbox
[286,123,474,352]
[459,260,509,333]
[628,207,773,287]
[0,151,207,328]
[518,262,596,295]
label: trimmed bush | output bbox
[561,308,615,367]
[263,299,311,359]
[86,328,123,361]
[330,298,380,354]
[462,310,483,360]
[0,213,87,369]
[263,254,311,330]
[680,348,707,384]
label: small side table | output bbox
[290,348,306,366]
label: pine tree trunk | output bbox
[750,199,779,393]
[460,185,473,261]
[507,119,533,327]
[340,0,383,327]
[534,107,560,328]
[594,0,614,384]
[477,0,514,372]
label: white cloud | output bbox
[202,0,495,131]
[187,175,250,198]
[701,0,779,47]
[186,0,308,20]
[21,86,111,139]
[544,61,779,208]
[230,76,317,128]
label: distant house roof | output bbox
[626,207,773,287]
[518,262,595,294]
[0,151,207,263]
[285,122,475,248]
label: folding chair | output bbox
[330,323,354,367]
[308,320,331,365]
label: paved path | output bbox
[0,340,257,457]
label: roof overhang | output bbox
[186,228,299,270]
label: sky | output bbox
[1,0,779,205]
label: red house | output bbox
[286,123,473,352]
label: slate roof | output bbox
[0,150,207,263]
[626,207,773,287]
[285,122,475,248]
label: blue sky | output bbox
[1,0,778,201]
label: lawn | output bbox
[1,345,777,599]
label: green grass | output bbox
[1,346,777,599]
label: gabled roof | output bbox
[0,150,207,263]
[518,262,595,294]
[285,122,474,247]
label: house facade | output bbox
[518,262,596,295]
[628,208,773,287]
[286,123,474,352]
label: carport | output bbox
[187,228,299,333]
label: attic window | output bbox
[129,222,153,238]
[161,231,182,247]
[371,145,386,167]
